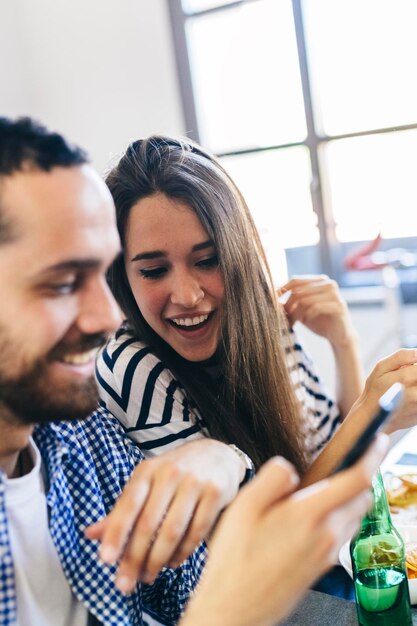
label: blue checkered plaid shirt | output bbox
[0,408,206,626]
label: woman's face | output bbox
[124,193,225,362]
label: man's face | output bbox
[0,165,121,425]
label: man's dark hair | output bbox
[0,116,88,175]
[0,116,89,243]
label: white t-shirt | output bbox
[5,439,88,626]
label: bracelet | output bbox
[228,444,255,485]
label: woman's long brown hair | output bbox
[105,136,307,473]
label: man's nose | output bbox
[77,278,122,335]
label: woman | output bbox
[97,135,362,475]
[94,135,417,587]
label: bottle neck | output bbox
[360,469,394,534]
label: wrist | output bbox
[330,328,361,353]
[181,586,247,626]
[181,602,239,626]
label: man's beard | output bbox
[0,333,106,425]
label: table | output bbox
[281,590,417,625]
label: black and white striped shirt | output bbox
[96,327,341,462]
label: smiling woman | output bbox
[124,193,224,363]
[96,135,343,475]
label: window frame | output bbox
[167,0,417,286]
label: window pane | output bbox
[324,130,417,242]
[182,0,238,13]
[186,0,306,153]
[221,147,319,284]
[303,0,417,135]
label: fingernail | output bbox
[271,456,299,487]
[100,545,118,563]
[278,291,291,304]
[116,575,134,594]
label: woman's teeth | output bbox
[171,314,209,327]
[61,348,97,365]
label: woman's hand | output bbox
[353,348,417,433]
[279,275,356,349]
[85,439,244,592]
[280,275,363,417]
[180,435,388,626]
[302,349,417,485]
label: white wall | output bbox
[0,0,185,172]
[297,298,417,397]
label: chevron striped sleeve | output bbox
[95,329,207,457]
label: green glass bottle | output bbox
[350,469,412,626]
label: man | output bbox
[0,116,387,626]
[0,116,217,626]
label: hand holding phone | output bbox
[332,382,404,474]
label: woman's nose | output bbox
[169,272,204,308]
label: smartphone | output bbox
[332,382,404,474]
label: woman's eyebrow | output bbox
[130,240,214,263]
[192,240,214,252]
[130,250,166,262]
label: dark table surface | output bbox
[280,590,417,626]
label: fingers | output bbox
[167,482,227,569]
[278,276,329,306]
[286,300,338,324]
[114,476,227,590]
[236,457,299,516]
[96,468,152,564]
[112,466,183,587]
[115,478,200,590]
[280,277,346,325]
[169,482,225,568]
[363,350,417,415]
[85,517,107,541]
[324,491,372,563]
[371,349,417,376]
[306,490,372,573]
[284,285,341,309]
[280,275,329,292]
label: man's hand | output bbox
[181,435,389,626]
[85,439,244,592]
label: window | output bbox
[168,0,417,287]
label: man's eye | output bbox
[48,282,77,294]
[196,255,219,269]
[139,267,167,280]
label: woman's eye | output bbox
[139,267,167,280]
[196,255,219,269]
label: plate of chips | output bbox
[386,473,417,524]
[339,524,417,604]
